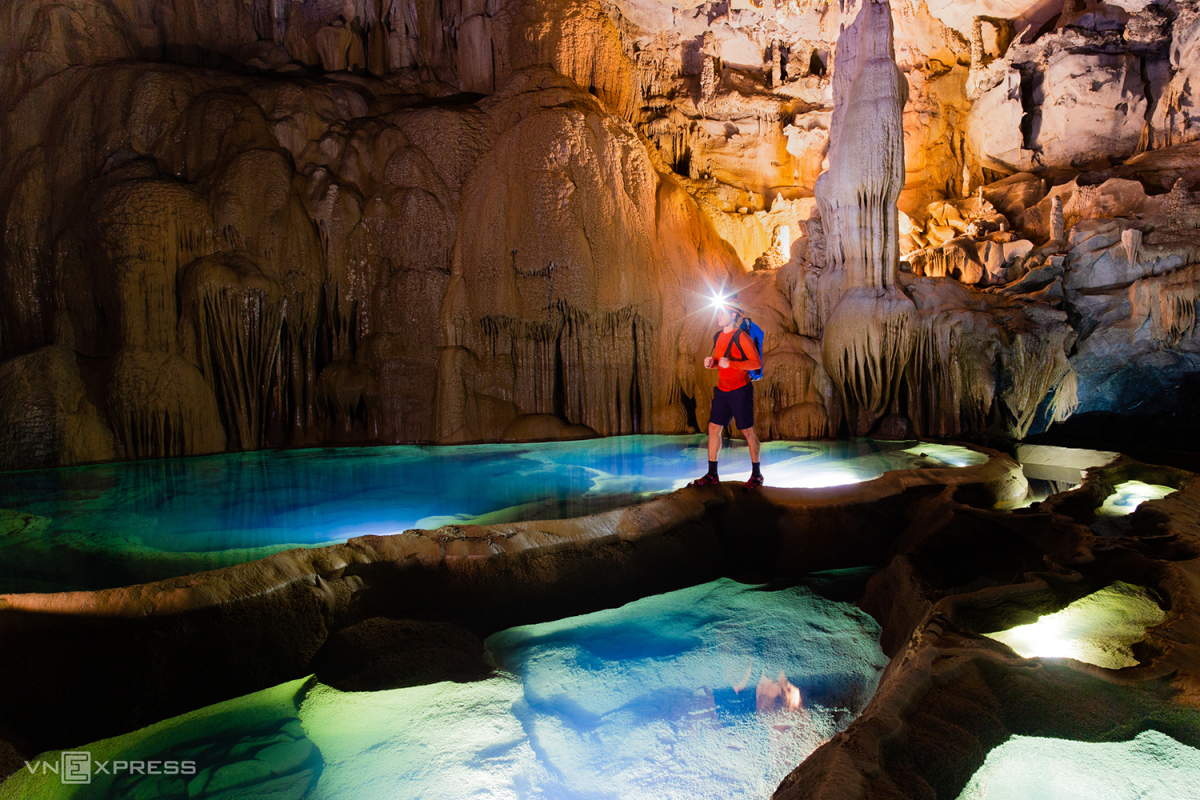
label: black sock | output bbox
[751,461,761,478]
[708,460,719,477]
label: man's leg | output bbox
[707,422,724,463]
[743,425,761,464]
[742,425,764,488]
[689,422,725,486]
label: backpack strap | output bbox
[721,329,749,362]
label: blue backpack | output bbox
[712,318,765,381]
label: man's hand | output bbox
[718,357,730,369]
[704,356,715,369]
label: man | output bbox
[689,294,764,489]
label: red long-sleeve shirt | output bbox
[712,328,761,392]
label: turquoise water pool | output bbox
[0,436,984,593]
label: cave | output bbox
[3,0,1200,798]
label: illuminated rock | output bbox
[983,581,1167,668]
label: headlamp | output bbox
[708,289,742,315]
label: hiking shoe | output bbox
[688,473,720,487]
[744,474,764,490]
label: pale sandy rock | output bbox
[999,253,1064,296]
[1107,0,1157,11]
[966,67,1034,172]
[901,65,976,214]
[924,0,1052,37]
[1063,177,1149,228]
[1152,0,1200,148]
[977,239,1010,283]
[981,172,1047,221]
[1035,51,1147,168]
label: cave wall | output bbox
[2,0,1200,468]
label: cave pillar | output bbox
[816,0,916,436]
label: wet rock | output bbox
[255,739,314,775]
[311,617,493,692]
[206,769,313,800]
[201,759,274,794]
[500,413,598,442]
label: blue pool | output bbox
[0,436,984,593]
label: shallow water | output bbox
[0,436,983,593]
[0,579,889,800]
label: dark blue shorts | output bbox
[710,383,754,429]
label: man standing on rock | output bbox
[689,294,764,489]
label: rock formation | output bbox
[0,0,1197,457]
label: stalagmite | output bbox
[815,0,908,295]
[1050,196,1065,242]
[816,0,916,436]
[701,31,720,104]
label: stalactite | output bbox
[179,253,286,450]
[904,311,998,436]
[106,349,226,459]
[822,287,915,436]
[472,302,653,439]
[1000,330,1078,439]
[1130,264,1200,346]
[766,340,829,439]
